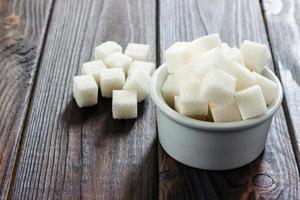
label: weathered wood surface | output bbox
[0,0,54,198]
[158,0,300,199]
[262,0,300,163]
[9,0,157,199]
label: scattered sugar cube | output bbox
[112,90,137,119]
[240,40,269,73]
[210,98,241,122]
[252,71,278,105]
[104,52,132,74]
[235,85,268,120]
[73,75,98,108]
[164,42,190,73]
[125,43,150,61]
[221,42,231,51]
[177,81,208,117]
[188,33,222,60]
[81,60,107,86]
[128,61,155,76]
[224,47,245,65]
[94,41,122,60]
[100,68,125,97]
[201,69,236,105]
[123,70,151,102]
[162,75,179,107]
[227,61,256,91]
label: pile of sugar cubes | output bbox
[73,41,155,119]
[162,33,278,122]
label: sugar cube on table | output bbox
[127,61,155,76]
[94,41,122,60]
[227,61,256,91]
[81,60,107,86]
[164,42,190,73]
[73,75,98,108]
[162,75,179,107]
[100,68,125,98]
[176,81,208,117]
[123,70,151,102]
[210,98,241,122]
[188,33,222,60]
[104,52,132,74]
[201,69,236,105]
[240,40,269,73]
[252,71,278,105]
[112,90,137,119]
[125,43,150,61]
[235,85,268,120]
[224,47,245,65]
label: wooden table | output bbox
[0,0,299,199]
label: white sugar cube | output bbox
[240,40,269,73]
[164,42,190,73]
[100,68,125,98]
[176,81,208,117]
[123,70,151,102]
[125,43,150,61]
[188,33,221,60]
[112,90,137,119]
[81,60,107,86]
[173,64,199,86]
[73,75,98,108]
[94,41,122,60]
[221,42,231,51]
[201,69,236,105]
[210,98,241,122]
[162,75,179,107]
[227,61,256,91]
[252,71,278,105]
[104,52,132,74]
[128,61,155,76]
[224,47,245,65]
[235,85,268,120]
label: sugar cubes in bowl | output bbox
[150,34,283,170]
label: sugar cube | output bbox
[201,69,236,105]
[94,41,122,60]
[252,71,278,105]
[104,52,132,74]
[221,42,231,51]
[112,90,137,119]
[177,81,208,117]
[235,85,268,120]
[100,68,125,97]
[81,60,107,86]
[128,61,155,76]
[240,40,269,73]
[227,61,256,91]
[210,98,241,122]
[188,33,221,60]
[173,64,199,86]
[224,47,245,65]
[162,75,179,107]
[125,43,150,61]
[123,70,151,102]
[73,75,98,108]
[164,42,190,73]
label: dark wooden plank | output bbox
[158,0,300,199]
[9,0,157,199]
[261,0,300,163]
[0,0,54,198]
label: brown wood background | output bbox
[0,0,299,199]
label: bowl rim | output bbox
[150,64,283,131]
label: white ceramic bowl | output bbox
[151,64,283,170]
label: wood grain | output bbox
[262,0,300,163]
[0,0,54,198]
[9,0,157,199]
[158,0,300,199]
